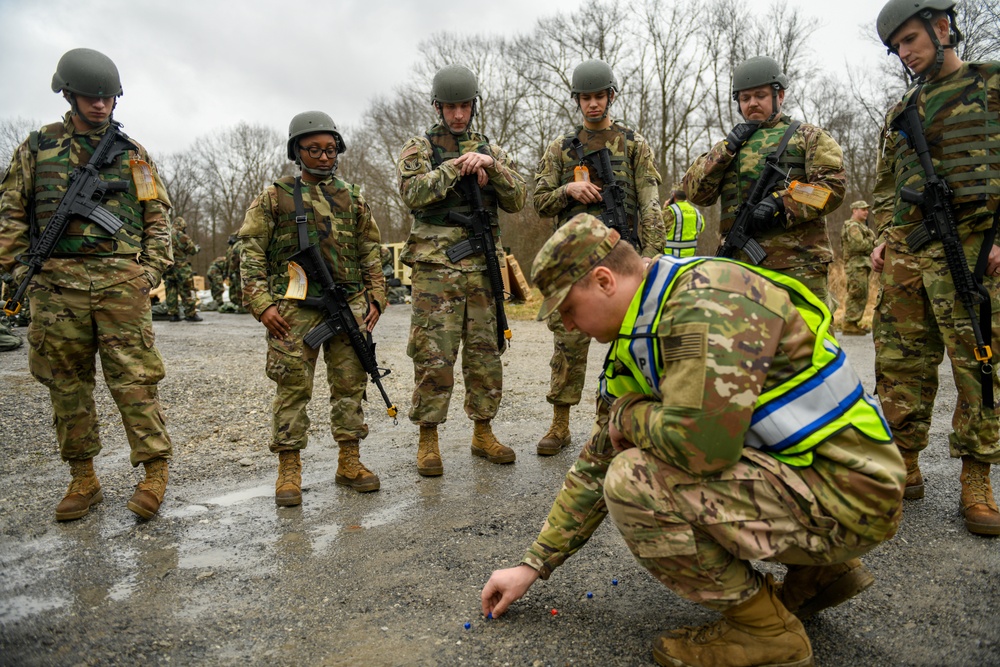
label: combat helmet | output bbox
[431,65,479,105]
[286,111,346,162]
[876,0,961,80]
[51,48,123,97]
[571,59,618,94]
[731,56,788,100]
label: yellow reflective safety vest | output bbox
[600,255,892,467]
[663,200,703,257]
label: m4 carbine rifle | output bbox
[3,121,135,316]
[287,244,399,422]
[892,90,993,373]
[445,174,511,353]
[571,140,640,248]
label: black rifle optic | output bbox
[892,89,993,376]
[288,244,398,422]
[445,174,511,353]
[716,121,800,265]
[570,140,640,248]
[3,121,135,316]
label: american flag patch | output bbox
[661,331,705,362]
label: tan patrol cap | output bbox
[532,213,620,321]
[850,200,870,209]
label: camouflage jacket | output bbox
[522,258,902,578]
[533,121,665,258]
[873,61,1000,255]
[169,226,198,264]
[684,114,844,269]
[0,113,172,290]
[841,219,875,266]
[397,124,526,271]
[238,174,386,320]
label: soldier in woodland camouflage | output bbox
[684,56,845,302]
[162,215,202,322]
[481,214,903,667]
[841,201,876,335]
[532,59,665,458]
[220,235,245,313]
[239,111,386,504]
[205,255,226,309]
[0,48,173,520]
[873,0,1000,535]
[397,65,526,476]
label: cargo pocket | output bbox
[265,308,307,385]
[27,325,53,384]
[632,520,698,560]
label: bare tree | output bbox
[0,117,40,167]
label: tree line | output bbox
[2,0,998,279]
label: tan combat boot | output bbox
[537,404,571,456]
[653,575,812,667]
[841,321,868,336]
[960,456,1000,536]
[471,419,515,464]
[417,425,444,477]
[127,458,168,520]
[55,458,103,521]
[275,450,302,506]
[779,559,875,620]
[901,449,924,499]
[335,440,381,493]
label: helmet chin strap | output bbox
[906,9,963,82]
[293,146,337,178]
[575,90,615,123]
[736,85,781,124]
[65,92,114,129]
[436,100,478,136]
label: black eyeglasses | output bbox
[299,145,337,159]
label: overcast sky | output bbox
[0,0,887,156]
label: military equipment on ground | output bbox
[286,244,398,422]
[568,139,639,248]
[3,121,135,317]
[891,88,993,395]
[445,175,511,353]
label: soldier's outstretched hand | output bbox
[481,565,540,618]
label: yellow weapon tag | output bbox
[283,261,308,300]
[787,181,832,208]
[129,159,157,201]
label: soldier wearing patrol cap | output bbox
[873,0,1000,535]
[0,48,174,521]
[684,56,846,303]
[238,111,387,504]
[532,58,666,458]
[481,213,904,667]
[396,65,526,476]
[840,200,876,335]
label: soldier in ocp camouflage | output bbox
[0,48,173,521]
[533,59,665,457]
[162,215,202,322]
[397,65,526,476]
[480,214,903,667]
[841,200,876,334]
[239,110,387,503]
[204,255,226,309]
[873,0,1000,535]
[684,56,845,302]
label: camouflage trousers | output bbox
[545,312,592,406]
[778,262,829,305]
[207,260,226,304]
[163,262,199,316]
[407,262,502,425]
[228,270,244,308]
[265,299,370,451]
[874,236,1000,462]
[844,259,871,326]
[27,273,171,466]
[604,445,880,611]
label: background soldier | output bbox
[238,111,387,505]
[219,234,245,313]
[0,48,173,520]
[380,246,408,305]
[481,215,902,667]
[532,59,665,457]
[397,65,526,476]
[874,0,1000,535]
[841,200,875,335]
[684,56,845,302]
[662,186,704,257]
[204,254,227,310]
[163,215,202,322]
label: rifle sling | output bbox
[293,177,310,252]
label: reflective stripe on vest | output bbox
[663,202,704,257]
[601,255,892,467]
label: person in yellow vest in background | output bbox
[662,187,704,257]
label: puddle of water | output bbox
[108,574,136,602]
[178,547,243,570]
[204,485,273,507]
[0,593,68,622]
[164,504,210,519]
[360,498,415,530]
[310,523,341,554]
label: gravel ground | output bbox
[0,304,998,667]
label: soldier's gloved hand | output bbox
[724,121,760,154]
[750,193,786,233]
